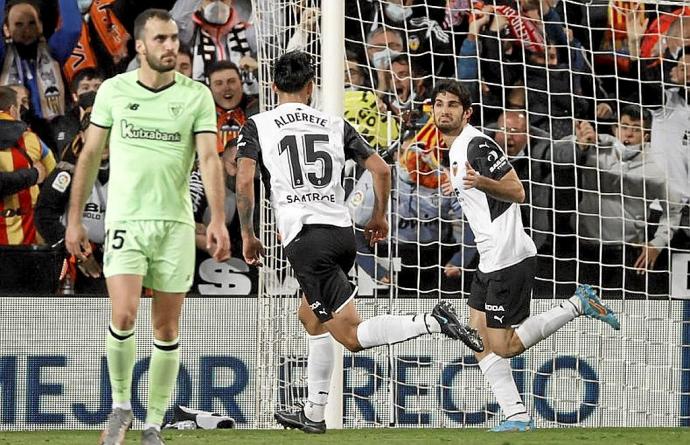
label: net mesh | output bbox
[252,0,690,429]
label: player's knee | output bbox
[153,325,179,342]
[341,337,363,352]
[111,312,137,332]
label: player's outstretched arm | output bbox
[363,153,391,245]
[464,161,525,203]
[65,124,108,259]
[196,132,230,262]
[236,157,264,266]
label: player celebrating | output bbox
[235,51,483,434]
[432,79,620,432]
[65,9,230,445]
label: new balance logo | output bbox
[493,315,505,324]
[127,103,140,110]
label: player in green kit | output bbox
[65,9,230,445]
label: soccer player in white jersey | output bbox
[432,79,620,432]
[235,51,483,434]
[66,9,230,445]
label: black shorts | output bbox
[468,256,536,329]
[284,225,357,322]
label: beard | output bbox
[435,119,462,134]
[146,53,177,73]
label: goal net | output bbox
[251,0,690,428]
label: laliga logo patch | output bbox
[408,35,420,52]
[51,171,71,193]
[350,190,364,207]
[168,102,184,118]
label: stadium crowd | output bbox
[0,0,688,298]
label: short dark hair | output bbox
[273,51,315,93]
[619,104,652,131]
[178,42,192,60]
[133,8,173,41]
[71,68,105,94]
[5,0,40,18]
[0,86,18,112]
[431,79,472,110]
[206,60,241,81]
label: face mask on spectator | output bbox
[78,91,97,109]
[203,1,231,25]
[19,105,30,122]
[77,0,92,14]
[385,4,412,23]
[372,48,400,69]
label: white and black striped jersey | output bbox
[236,102,374,246]
[448,124,536,273]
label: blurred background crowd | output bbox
[0,0,688,300]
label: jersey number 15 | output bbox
[279,134,333,189]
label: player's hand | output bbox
[242,233,265,267]
[463,161,481,190]
[77,254,102,278]
[444,262,462,278]
[633,244,661,274]
[575,120,596,151]
[364,214,389,246]
[33,162,46,184]
[65,222,92,261]
[596,103,614,120]
[440,177,454,196]
[206,221,231,262]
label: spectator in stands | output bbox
[8,81,56,156]
[35,110,108,294]
[553,105,682,297]
[176,43,193,78]
[486,110,553,252]
[343,49,399,152]
[347,0,453,79]
[624,12,690,243]
[395,125,465,293]
[51,68,104,157]
[0,85,55,245]
[172,0,258,94]
[207,60,258,154]
[345,49,368,89]
[365,26,404,94]
[0,0,81,120]
[387,54,429,117]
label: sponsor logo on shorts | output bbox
[493,315,505,324]
[309,301,321,310]
[485,304,505,312]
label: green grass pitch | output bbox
[0,428,688,445]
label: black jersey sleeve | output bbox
[343,120,375,163]
[236,119,261,162]
[466,136,513,180]
[34,168,71,244]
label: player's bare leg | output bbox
[100,274,143,445]
[141,290,185,444]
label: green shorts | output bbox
[103,220,195,293]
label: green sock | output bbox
[145,337,180,426]
[106,324,136,406]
